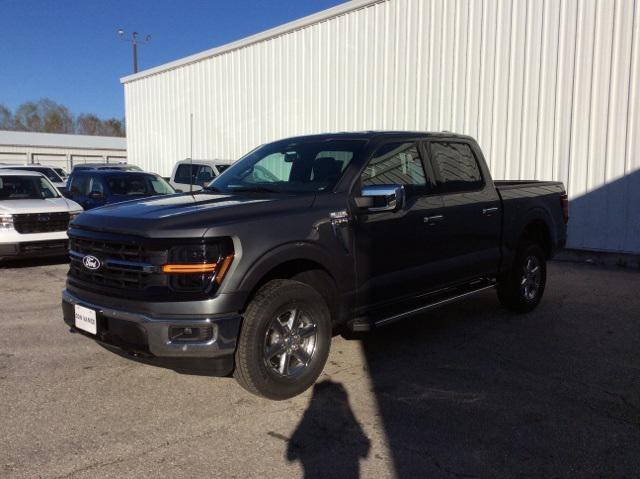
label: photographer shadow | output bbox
[286,380,370,479]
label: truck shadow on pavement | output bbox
[356,286,640,478]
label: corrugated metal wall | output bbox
[123,0,640,254]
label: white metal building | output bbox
[0,130,127,172]
[121,0,640,254]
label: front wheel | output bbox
[233,279,332,400]
[497,241,547,313]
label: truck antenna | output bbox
[189,113,194,197]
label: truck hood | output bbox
[71,192,316,238]
[0,197,81,214]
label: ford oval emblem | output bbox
[82,255,101,270]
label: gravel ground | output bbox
[0,258,639,478]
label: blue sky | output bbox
[0,0,347,120]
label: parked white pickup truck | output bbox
[0,170,82,261]
[0,164,68,192]
[169,159,233,192]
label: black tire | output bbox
[497,241,547,313]
[234,279,332,400]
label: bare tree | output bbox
[76,113,102,135]
[0,104,12,130]
[101,118,125,137]
[40,99,74,133]
[1,99,125,137]
[13,101,41,131]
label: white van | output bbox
[0,170,82,261]
[169,159,233,192]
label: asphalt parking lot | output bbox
[1,259,639,478]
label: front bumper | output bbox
[62,289,242,376]
[0,229,69,259]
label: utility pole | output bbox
[117,29,151,73]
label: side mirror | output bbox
[355,185,405,213]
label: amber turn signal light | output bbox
[214,254,234,285]
[162,263,217,274]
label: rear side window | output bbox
[69,175,90,195]
[362,143,427,187]
[430,142,483,193]
[174,164,215,185]
[89,176,104,194]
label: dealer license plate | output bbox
[74,304,97,335]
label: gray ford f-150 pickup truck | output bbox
[62,132,568,399]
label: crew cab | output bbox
[65,170,175,210]
[62,132,567,399]
[0,170,82,261]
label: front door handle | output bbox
[424,214,444,225]
[482,207,499,216]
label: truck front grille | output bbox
[68,235,169,298]
[13,212,70,234]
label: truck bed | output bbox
[494,179,567,263]
[494,180,564,191]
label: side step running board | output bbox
[374,283,495,328]
[348,281,496,332]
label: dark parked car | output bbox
[65,170,175,209]
[62,131,568,399]
[71,163,143,172]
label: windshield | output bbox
[209,139,366,194]
[106,175,175,196]
[53,167,68,179]
[0,175,60,200]
[9,167,63,183]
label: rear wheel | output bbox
[498,241,547,313]
[234,279,331,400]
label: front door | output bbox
[353,141,446,312]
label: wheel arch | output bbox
[235,242,349,323]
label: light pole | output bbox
[117,29,151,73]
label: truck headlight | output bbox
[162,240,234,292]
[0,214,14,230]
[69,210,83,222]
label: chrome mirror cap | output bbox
[356,184,405,212]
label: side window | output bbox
[89,176,104,195]
[430,142,483,193]
[174,164,192,184]
[70,175,89,195]
[361,142,427,188]
[196,165,214,183]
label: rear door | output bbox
[353,141,446,310]
[425,140,501,284]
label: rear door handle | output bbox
[482,207,499,216]
[424,214,444,225]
